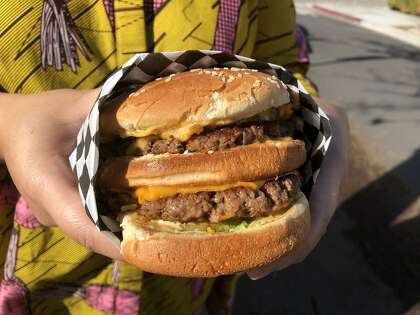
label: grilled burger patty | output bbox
[146,119,297,155]
[102,118,300,158]
[151,124,264,154]
[138,173,301,223]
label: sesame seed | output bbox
[156,77,162,81]
[190,69,201,72]
[231,67,241,71]
[251,69,258,72]
[214,67,220,70]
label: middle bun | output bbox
[99,139,306,189]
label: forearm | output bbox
[0,93,12,161]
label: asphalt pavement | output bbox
[301,13,420,169]
[233,12,420,315]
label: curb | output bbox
[312,4,362,23]
[311,3,420,49]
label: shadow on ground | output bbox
[341,147,420,312]
[233,137,420,315]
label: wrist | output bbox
[0,93,24,161]
[0,93,8,161]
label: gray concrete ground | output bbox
[301,13,420,170]
[233,13,420,315]
[296,0,420,52]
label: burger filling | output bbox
[102,116,300,158]
[151,119,298,155]
[139,173,301,223]
[105,173,301,224]
[100,110,304,227]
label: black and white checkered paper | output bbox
[69,50,332,246]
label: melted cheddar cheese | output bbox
[124,123,208,141]
[122,102,296,141]
[134,181,265,204]
[161,124,205,141]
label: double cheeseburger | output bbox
[98,68,310,277]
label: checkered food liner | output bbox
[69,50,332,245]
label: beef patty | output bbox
[138,173,301,223]
[122,118,299,156]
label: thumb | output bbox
[36,155,122,260]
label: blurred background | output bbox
[234,0,420,314]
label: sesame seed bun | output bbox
[100,68,290,140]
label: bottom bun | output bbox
[121,194,310,277]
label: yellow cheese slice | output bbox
[134,181,265,204]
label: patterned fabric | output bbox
[40,0,91,72]
[153,0,164,12]
[296,24,310,65]
[0,228,29,315]
[213,0,242,52]
[14,197,42,229]
[144,0,165,15]
[102,0,115,31]
[83,285,139,314]
[0,0,315,314]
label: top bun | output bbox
[100,68,290,139]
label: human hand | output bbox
[247,98,350,279]
[0,89,122,260]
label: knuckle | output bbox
[74,224,96,252]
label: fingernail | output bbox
[247,273,263,281]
